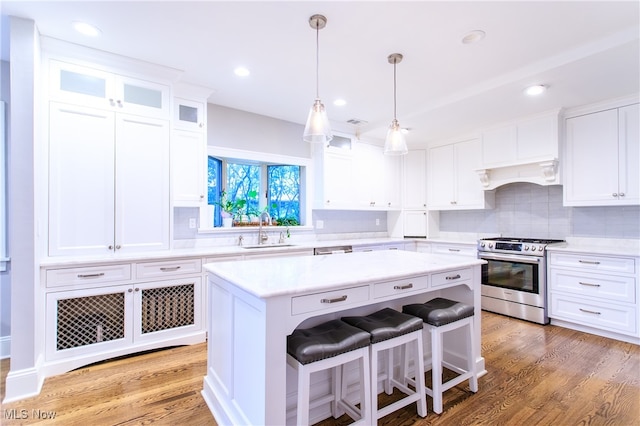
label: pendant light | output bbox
[384,53,408,155]
[303,14,333,144]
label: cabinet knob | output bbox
[109,98,115,107]
[200,194,205,199]
[199,123,204,128]
[128,288,133,293]
[115,245,122,250]
[612,193,618,197]
[619,192,625,197]
[116,100,123,107]
[108,245,114,250]
[134,287,140,292]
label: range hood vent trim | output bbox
[475,158,559,190]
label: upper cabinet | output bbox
[564,102,639,206]
[171,83,212,208]
[428,138,494,210]
[477,110,561,189]
[403,150,427,210]
[313,135,401,210]
[49,60,170,119]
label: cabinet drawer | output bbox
[550,294,637,335]
[431,244,477,257]
[374,276,428,299]
[46,264,132,288]
[550,269,636,303]
[136,258,202,279]
[292,285,369,315]
[432,267,472,287]
[549,253,635,274]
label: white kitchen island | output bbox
[202,250,486,426]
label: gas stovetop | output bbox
[477,237,566,256]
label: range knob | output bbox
[524,245,530,251]
[480,242,485,248]
[488,243,494,249]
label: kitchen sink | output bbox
[242,244,296,249]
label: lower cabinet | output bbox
[44,258,205,367]
[548,251,638,341]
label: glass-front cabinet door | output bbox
[174,97,205,131]
[49,60,169,119]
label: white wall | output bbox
[0,60,10,358]
[3,17,44,402]
[207,103,311,158]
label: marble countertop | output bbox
[546,237,640,257]
[204,250,484,299]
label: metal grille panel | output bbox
[141,284,194,334]
[57,293,125,350]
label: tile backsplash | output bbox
[439,183,640,239]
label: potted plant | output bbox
[215,190,246,227]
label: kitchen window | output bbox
[207,156,301,227]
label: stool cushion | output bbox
[402,297,474,327]
[342,308,424,344]
[287,319,371,365]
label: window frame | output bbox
[202,146,312,230]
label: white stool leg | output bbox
[467,320,478,393]
[369,346,379,422]
[359,348,372,425]
[414,332,428,417]
[384,347,393,395]
[297,363,311,425]
[431,326,444,414]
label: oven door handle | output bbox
[479,253,541,264]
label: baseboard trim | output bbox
[0,335,10,359]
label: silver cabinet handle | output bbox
[579,308,601,315]
[579,260,600,265]
[321,295,347,304]
[77,272,105,278]
[579,281,601,287]
[160,266,181,272]
[393,283,413,290]
[446,274,461,280]
[448,248,460,252]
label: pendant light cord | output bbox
[315,23,320,99]
[393,59,397,120]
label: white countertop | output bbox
[546,237,640,257]
[204,250,485,299]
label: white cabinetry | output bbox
[44,257,204,367]
[482,112,559,167]
[354,142,401,209]
[49,60,170,119]
[428,138,492,210]
[313,138,354,209]
[48,102,170,256]
[431,242,477,257]
[172,85,211,207]
[564,103,639,206]
[402,150,429,237]
[548,251,638,342]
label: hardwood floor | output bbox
[1,312,638,425]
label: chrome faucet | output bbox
[258,211,271,244]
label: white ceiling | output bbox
[2,1,639,146]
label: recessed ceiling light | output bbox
[234,67,250,77]
[333,99,346,106]
[72,21,101,37]
[461,30,485,45]
[525,85,547,96]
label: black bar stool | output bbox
[287,319,372,425]
[342,308,427,421]
[403,297,478,414]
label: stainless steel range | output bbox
[477,237,566,324]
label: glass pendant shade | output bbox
[303,98,333,143]
[384,118,408,155]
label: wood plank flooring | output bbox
[1,312,638,425]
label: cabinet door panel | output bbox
[115,114,170,253]
[403,150,427,209]
[455,139,484,207]
[172,129,206,206]
[618,104,640,204]
[427,144,455,208]
[564,109,619,205]
[48,102,115,256]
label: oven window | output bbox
[481,258,539,293]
